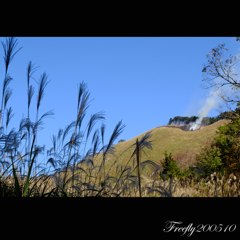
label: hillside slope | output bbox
[87,119,231,176]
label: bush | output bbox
[195,142,223,179]
[213,117,240,180]
[194,116,240,181]
[181,166,205,180]
[159,151,184,181]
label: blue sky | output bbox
[0,37,239,175]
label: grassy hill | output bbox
[69,119,231,182]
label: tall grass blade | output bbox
[10,155,20,197]
[36,72,50,111]
[1,37,23,74]
[77,81,88,111]
[0,75,13,129]
[27,172,50,197]
[0,153,27,180]
[5,107,14,132]
[136,138,142,197]
[58,186,69,197]
[40,175,54,196]
[0,37,22,130]
[86,111,105,141]
[28,85,35,110]
[62,89,91,190]
[27,61,39,87]
[100,122,105,146]
[111,131,153,193]
[4,87,12,109]
[22,134,37,197]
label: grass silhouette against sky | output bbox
[0,37,239,175]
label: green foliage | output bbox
[181,166,205,180]
[213,117,240,180]
[160,151,184,180]
[195,113,240,181]
[195,142,223,178]
[168,114,229,126]
[168,116,198,125]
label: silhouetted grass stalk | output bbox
[0,37,22,129]
[136,138,142,197]
[62,90,91,191]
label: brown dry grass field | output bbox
[2,119,235,197]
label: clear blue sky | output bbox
[0,37,239,175]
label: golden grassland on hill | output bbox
[63,119,231,185]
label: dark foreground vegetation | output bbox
[1,37,240,197]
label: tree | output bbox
[214,114,240,179]
[193,38,240,181]
[201,41,240,119]
[195,115,240,181]
[159,151,184,181]
[195,141,223,178]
